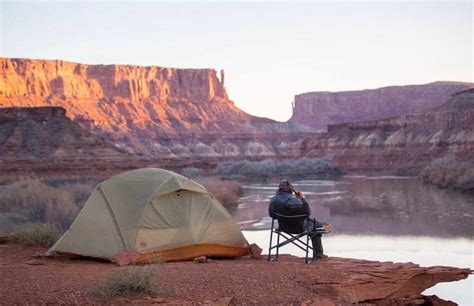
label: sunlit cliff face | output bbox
[0,57,233,131]
[0,57,310,157]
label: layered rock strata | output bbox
[289,81,473,130]
[0,106,145,181]
[288,89,474,174]
[0,57,311,158]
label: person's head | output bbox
[278,180,294,193]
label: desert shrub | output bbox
[0,180,80,231]
[195,177,243,211]
[181,167,201,178]
[64,182,96,208]
[213,157,345,178]
[95,266,157,301]
[420,156,474,191]
[9,223,60,247]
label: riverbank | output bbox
[0,243,470,304]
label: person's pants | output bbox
[307,219,324,256]
[311,234,324,256]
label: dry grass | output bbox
[9,224,60,247]
[94,265,158,301]
[0,180,96,234]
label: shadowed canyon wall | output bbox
[289,82,473,130]
[287,89,474,174]
[0,106,148,180]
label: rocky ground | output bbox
[0,243,470,305]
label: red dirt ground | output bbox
[0,243,467,305]
[0,244,332,304]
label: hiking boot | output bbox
[313,254,329,260]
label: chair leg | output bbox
[276,232,280,260]
[305,234,309,264]
[268,218,275,261]
[268,232,272,261]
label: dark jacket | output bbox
[268,191,311,218]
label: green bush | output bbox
[95,266,157,301]
[10,224,60,247]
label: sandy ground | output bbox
[0,243,348,304]
[0,243,467,305]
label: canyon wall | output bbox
[0,57,311,158]
[287,89,474,174]
[289,81,473,130]
[2,57,472,179]
[0,106,129,159]
[0,106,145,180]
[0,57,228,103]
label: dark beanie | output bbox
[278,180,293,193]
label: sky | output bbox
[0,0,472,121]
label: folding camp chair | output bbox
[267,212,326,264]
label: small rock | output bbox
[32,252,45,259]
[249,243,262,259]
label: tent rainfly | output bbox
[47,168,249,263]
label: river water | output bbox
[233,176,473,305]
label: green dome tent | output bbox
[47,168,249,263]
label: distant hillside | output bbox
[289,81,473,130]
[287,89,474,174]
[0,57,311,158]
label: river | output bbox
[233,176,473,305]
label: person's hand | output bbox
[295,191,305,199]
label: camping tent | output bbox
[47,168,249,262]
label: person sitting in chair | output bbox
[269,180,328,260]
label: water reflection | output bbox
[234,176,474,238]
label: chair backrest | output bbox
[274,212,308,234]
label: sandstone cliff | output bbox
[0,106,147,181]
[0,106,126,159]
[289,81,473,130]
[0,57,311,158]
[287,89,474,174]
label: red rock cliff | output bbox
[0,57,228,102]
[0,57,311,157]
[287,89,474,174]
[289,82,473,130]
